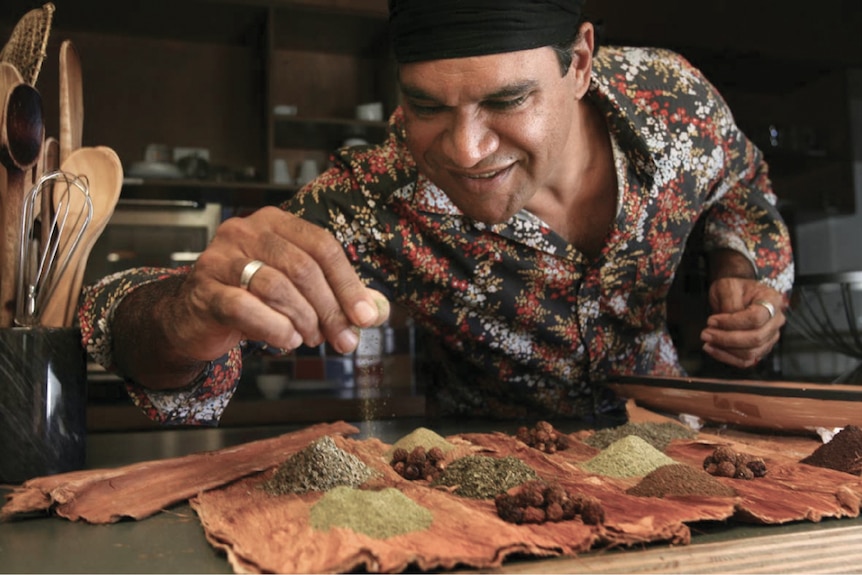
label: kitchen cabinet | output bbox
[0,0,395,190]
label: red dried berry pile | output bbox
[390,446,446,481]
[703,445,767,480]
[494,479,604,525]
[515,421,570,454]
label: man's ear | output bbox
[571,22,594,99]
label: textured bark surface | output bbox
[3,408,862,574]
[1,421,359,522]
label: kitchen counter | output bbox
[2,418,862,574]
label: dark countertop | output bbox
[2,418,862,574]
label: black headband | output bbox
[389,0,586,63]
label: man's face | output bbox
[398,46,582,225]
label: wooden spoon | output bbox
[0,71,44,327]
[40,146,123,327]
[59,40,84,166]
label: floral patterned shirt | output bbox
[80,46,794,425]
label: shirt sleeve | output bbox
[695,67,795,299]
[78,267,242,426]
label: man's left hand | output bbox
[700,277,785,368]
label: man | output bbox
[80,0,793,425]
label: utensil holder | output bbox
[0,327,87,483]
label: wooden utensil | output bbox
[0,69,44,327]
[40,146,122,327]
[59,40,83,166]
[38,136,59,248]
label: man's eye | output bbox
[407,101,443,116]
[486,95,528,111]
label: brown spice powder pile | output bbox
[262,436,375,495]
[627,464,737,498]
[800,424,862,476]
[433,455,537,499]
[389,427,456,456]
[585,421,697,451]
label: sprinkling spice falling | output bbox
[262,436,375,495]
[310,486,433,539]
[433,455,537,499]
[801,424,862,475]
[580,435,676,478]
[627,464,737,498]
[585,422,697,451]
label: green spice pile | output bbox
[495,479,605,525]
[390,427,456,455]
[627,464,737,498]
[433,455,537,499]
[580,435,676,478]
[515,421,570,454]
[585,421,697,451]
[310,486,433,539]
[263,436,374,495]
[801,424,862,475]
[703,445,767,480]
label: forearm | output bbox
[111,274,210,391]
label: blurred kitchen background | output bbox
[2,0,861,430]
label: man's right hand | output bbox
[114,207,390,389]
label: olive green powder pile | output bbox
[389,427,456,455]
[585,422,697,451]
[310,486,433,539]
[263,436,375,495]
[580,435,677,478]
[433,455,537,499]
[627,464,737,498]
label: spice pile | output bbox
[389,427,455,455]
[262,436,374,495]
[495,479,605,525]
[581,435,677,478]
[514,421,570,453]
[391,445,446,481]
[585,421,697,451]
[627,464,738,498]
[310,486,433,539]
[801,424,862,476]
[703,446,767,480]
[433,455,537,499]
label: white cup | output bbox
[296,159,319,186]
[273,158,292,185]
[355,101,384,122]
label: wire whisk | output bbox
[15,170,92,326]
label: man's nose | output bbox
[441,112,498,167]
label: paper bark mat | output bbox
[3,408,862,574]
[0,421,359,522]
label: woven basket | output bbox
[0,2,55,86]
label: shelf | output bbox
[119,178,298,210]
[274,116,388,150]
[87,395,426,431]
